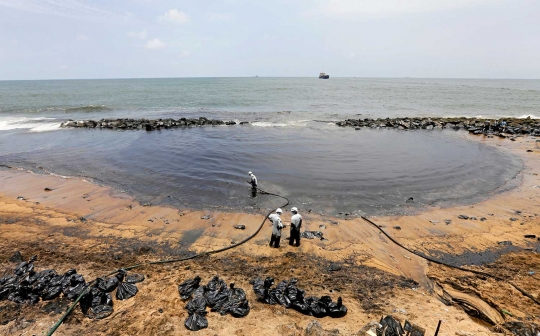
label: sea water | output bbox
[0,77,530,214]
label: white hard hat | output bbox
[248,171,253,175]
[276,208,283,214]
[291,207,298,212]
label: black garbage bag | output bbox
[219,284,250,317]
[116,281,138,300]
[48,273,65,288]
[21,271,40,286]
[272,280,291,307]
[284,278,304,303]
[65,282,87,301]
[209,287,231,313]
[32,269,57,294]
[62,272,85,295]
[7,288,40,304]
[378,315,405,336]
[327,297,347,318]
[184,312,208,331]
[290,299,312,315]
[88,305,114,320]
[14,255,37,276]
[250,277,276,304]
[178,276,202,300]
[41,285,62,300]
[97,276,120,293]
[0,284,16,300]
[186,296,207,314]
[125,273,145,284]
[79,287,98,314]
[205,276,228,308]
[307,296,328,318]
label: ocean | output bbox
[0,77,532,215]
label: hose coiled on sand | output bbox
[46,187,289,336]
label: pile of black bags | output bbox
[178,275,250,331]
[250,277,347,318]
[0,255,144,320]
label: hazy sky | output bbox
[0,0,538,80]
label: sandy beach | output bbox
[0,132,539,335]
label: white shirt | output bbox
[269,214,283,236]
[291,213,302,229]
[250,174,258,186]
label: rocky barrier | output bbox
[335,116,540,136]
[60,117,248,131]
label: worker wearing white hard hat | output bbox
[268,208,284,248]
[289,207,302,247]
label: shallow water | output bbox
[0,124,522,215]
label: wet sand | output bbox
[0,132,539,335]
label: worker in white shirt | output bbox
[268,208,283,248]
[289,207,302,247]
[248,171,258,197]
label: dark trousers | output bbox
[270,234,280,248]
[289,227,300,247]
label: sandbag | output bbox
[178,276,202,300]
[116,282,138,300]
[184,312,208,331]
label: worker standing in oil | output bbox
[268,208,283,248]
[289,207,302,247]
[248,171,258,197]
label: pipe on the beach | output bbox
[360,216,540,307]
[45,186,289,336]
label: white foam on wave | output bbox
[0,117,61,132]
[518,114,539,119]
[251,120,309,128]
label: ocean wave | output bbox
[251,120,309,128]
[64,105,111,112]
[0,117,61,132]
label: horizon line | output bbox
[1,76,540,82]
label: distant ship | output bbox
[319,72,329,79]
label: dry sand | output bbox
[0,132,539,335]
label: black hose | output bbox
[361,216,540,306]
[46,187,289,336]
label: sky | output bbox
[0,0,538,80]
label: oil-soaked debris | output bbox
[301,231,325,240]
[233,225,245,230]
[250,277,347,318]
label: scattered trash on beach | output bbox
[233,225,245,230]
[444,219,452,225]
[510,218,518,221]
[498,241,513,246]
[250,277,347,318]
[44,187,53,192]
[16,196,26,200]
[429,220,440,224]
[319,224,326,229]
[377,315,426,336]
[524,234,537,239]
[458,215,469,219]
[301,231,325,240]
[201,215,211,220]
[179,276,250,331]
[0,255,143,320]
[393,226,402,230]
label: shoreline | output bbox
[0,132,539,335]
